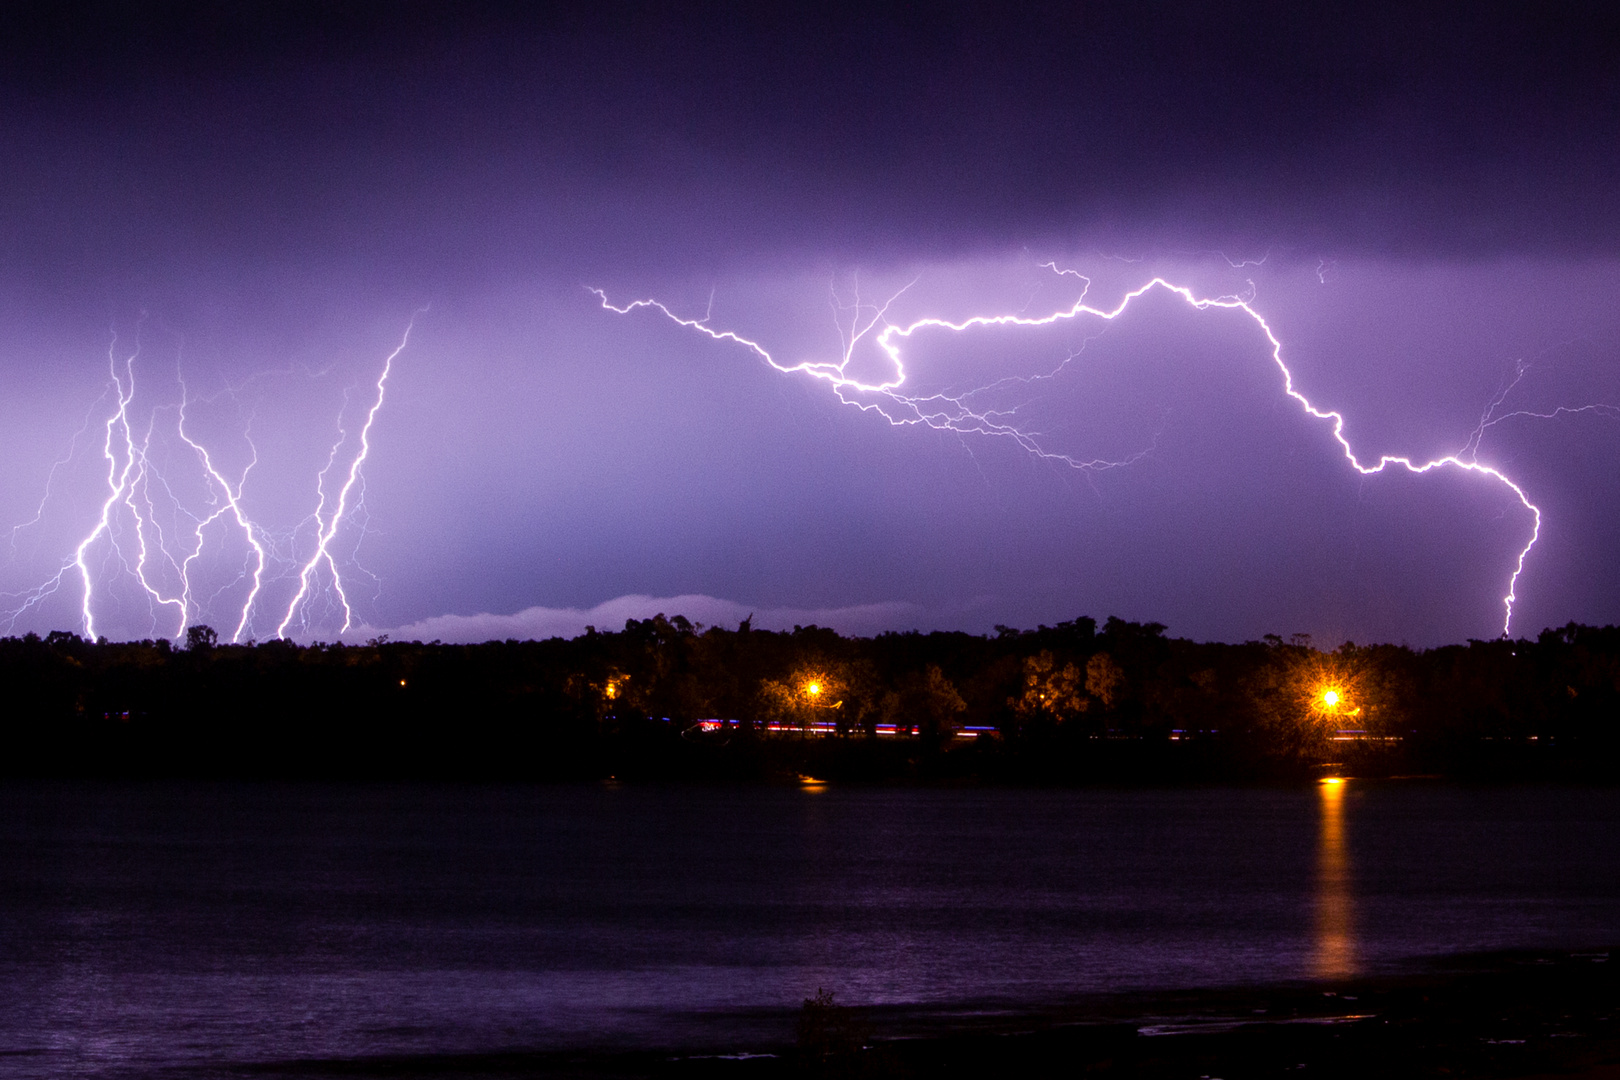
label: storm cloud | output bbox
[1,3,1617,646]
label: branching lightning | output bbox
[176,390,268,644]
[595,267,1561,637]
[2,315,420,643]
[1464,360,1620,459]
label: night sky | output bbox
[2,2,1617,647]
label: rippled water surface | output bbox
[2,781,1617,1075]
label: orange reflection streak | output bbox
[1313,779,1356,979]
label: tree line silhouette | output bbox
[1,615,1615,781]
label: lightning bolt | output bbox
[175,383,269,644]
[596,267,1549,637]
[72,332,187,641]
[4,314,421,643]
[275,313,419,639]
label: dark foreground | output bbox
[230,949,1619,1080]
[7,619,1620,785]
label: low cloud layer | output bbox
[357,595,931,645]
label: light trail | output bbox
[3,315,421,643]
[596,267,1547,637]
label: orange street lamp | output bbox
[1310,683,1358,721]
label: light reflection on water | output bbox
[1313,778,1355,979]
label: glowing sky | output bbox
[1,4,1617,646]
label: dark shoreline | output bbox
[230,948,1620,1079]
[7,620,1619,787]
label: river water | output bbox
[1,781,1617,1075]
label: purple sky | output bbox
[1,3,1617,647]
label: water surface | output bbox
[1,781,1616,1075]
